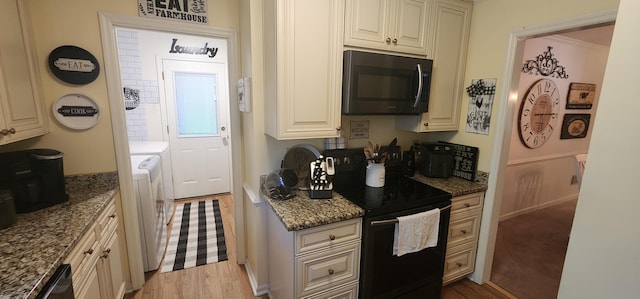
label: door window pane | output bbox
[174,72,218,136]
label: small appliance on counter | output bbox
[0,149,69,213]
[415,142,454,178]
[309,156,334,199]
[0,190,16,229]
[264,168,298,200]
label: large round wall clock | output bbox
[518,78,561,148]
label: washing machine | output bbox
[129,141,174,223]
[131,155,168,272]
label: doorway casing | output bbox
[470,9,617,284]
[98,13,244,289]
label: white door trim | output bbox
[98,12,245,289]
[470,9,617,284]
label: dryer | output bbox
[129,141,174,223]
[131,155,167,272]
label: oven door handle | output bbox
[369,204,451,227]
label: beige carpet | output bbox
[490,199,578,299]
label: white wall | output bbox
[500,35,609,218]
[559,0,640,296]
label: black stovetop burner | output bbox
[324,148,451,217]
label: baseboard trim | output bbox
[486,281,518,299]
[244,260,269,296]
[499,195,578,221]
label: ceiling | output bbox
[557,24,615,47]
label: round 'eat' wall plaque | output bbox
[48,45,100,85]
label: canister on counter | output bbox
[0,190,17,229]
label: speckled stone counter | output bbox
[0,172,119,299]
[263,190,364,231]
[411,173,488,197]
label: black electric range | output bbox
[324,147,452,299]
[325,147,452,216]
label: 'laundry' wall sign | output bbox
[168,38,218,58]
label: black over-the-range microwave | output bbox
[342,50,433,115]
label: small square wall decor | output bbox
[566,83,596,109]
[560,114,591,139]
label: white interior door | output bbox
[160,59,231,198]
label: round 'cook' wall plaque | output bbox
[48,45,100,85]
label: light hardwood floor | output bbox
[125,194,512,299]
[124,194,268,299]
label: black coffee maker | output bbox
[0,149,69,213]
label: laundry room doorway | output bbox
[159,58,232,198]
[99,13,245,288]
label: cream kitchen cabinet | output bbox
[0,0,48,145]
[344,0,433,56]
[443,191,484,284]
[267,207,362,299]
[263,0,344,140]
[395,0,472,132]
[65,196,127,299]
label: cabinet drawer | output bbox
[451,192,484,215]
[447,214,481,248]
[96,202,118,239]
[296,218,361,254]
[296,242,360,298]
[443,242,477,285]
[302,281,358,299]
[64,226,99,290]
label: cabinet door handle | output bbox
[460,229,467,234]
[83,248,94,255]
[385,37,391,43]
[1,128,16,135]
[423,122,429,127]
[329,234,336,241]
[109,214,116,219]
[100,248,111,259]
[328,268,335,275]
[464,203,471,208]
[456,262,463,268]
[392,38,398,44]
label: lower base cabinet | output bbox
[443,192,484,284]
[267,207,362,299]
[65,193,127,299]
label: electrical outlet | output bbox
[570,175,578,185]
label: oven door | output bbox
[36,264,74,299]
[359,201,451,299]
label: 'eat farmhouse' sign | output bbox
[138,0,208,25]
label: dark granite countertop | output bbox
[0,172,119,299]
[263,189,364,231]
[411,172,488,197]
[263,172,488,231]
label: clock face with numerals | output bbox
[518,79,561,148]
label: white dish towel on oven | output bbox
[393,208,440,256]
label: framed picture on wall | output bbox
[566,82,596,109]
[560,114,591,139]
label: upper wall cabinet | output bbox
[0,0,48,145]
[344,0,433,57]
[263,0,344,140]
[395,0,472,132]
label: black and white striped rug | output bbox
[160,200,228,273]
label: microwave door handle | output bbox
[413,63,423,108]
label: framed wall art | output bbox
[560,114,591,139]
[566,82,596,109]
